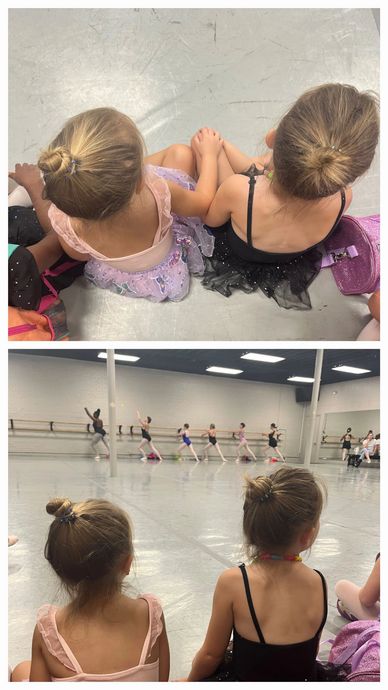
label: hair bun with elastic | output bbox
[245,475,273,503]
[46,497,73,517]
[38,146,74,177]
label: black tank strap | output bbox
[330,189,346,233]
[240,164,265,247]
[313,569,328,636]
[239,564,266,644]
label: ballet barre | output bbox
[8,418,286,445]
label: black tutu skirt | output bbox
[201,232,322,310]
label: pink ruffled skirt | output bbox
[84,167,214,302]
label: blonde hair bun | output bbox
[46,497,73,517]
[38,146,74,177]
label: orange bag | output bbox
[8,300,69,341]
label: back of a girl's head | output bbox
[243,466,326,558]
[210,423,215,429]
[38,107,144,220]
[45,497,133,609]
[273,83,379,200]
[147,416,152,423]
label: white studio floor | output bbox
[8,8,379,341]
[9,455,380,679]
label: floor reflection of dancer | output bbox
[340,427,354,461]
[261,423,285,462]
[136,410,163,462]
[233,423,257,462]
[177,424,200,462]
[84,407,110,459]
[201,424,227,462]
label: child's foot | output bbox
[94,455,101,462]
[336,599,358,622]
[8,535,19,547]
[140,455,147,463]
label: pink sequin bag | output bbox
[321,215,380,294]
[327,620,380,682]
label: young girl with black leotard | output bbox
[84,407,110,459]
[340,427,353,462]
[261,424,285,463]
[201,424,227,462]
[187,466,345,681]
[191,84,379,309]
[136,411,163,462]
[176,424,200,462]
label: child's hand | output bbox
[191,128,223,157]
[9,163,42,192]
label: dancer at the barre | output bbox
[233,423,257,463]
[84,407,110,459]
[201,424,227,462]
[261,423,285,462]
[177,424,200,462]
[340,427,354,462]
[136,410,163,462]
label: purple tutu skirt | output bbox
[84,167,214,302]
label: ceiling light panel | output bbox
[206,366,243,375]
[241,353,285,363]
[287,376,315,383]
[332,366,371,375]
[97,352,140,362]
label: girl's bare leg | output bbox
[177,442,186,460]
[236,442,244,462]
[149,441,163,461]
[144,144,196,178]
[262,444,271,460]
[342,448,348,462]
[215,442,227,462]
[275,447,286,463]
[189,444,200,462]
[101,436,110,456]
[203,442,212,461]
[138,439,147,460]
[245,442,257,461]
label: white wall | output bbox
[9,354,303,458]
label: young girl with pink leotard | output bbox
[11,497,169,682]
[9,111,221,302]
[233,423,257,462]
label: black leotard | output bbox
[269,430,277,448]
[93,420,106,437]
[208,434,217,446]
[202,165,346,309]
[142,428,152,442]
[232,564,328,681]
